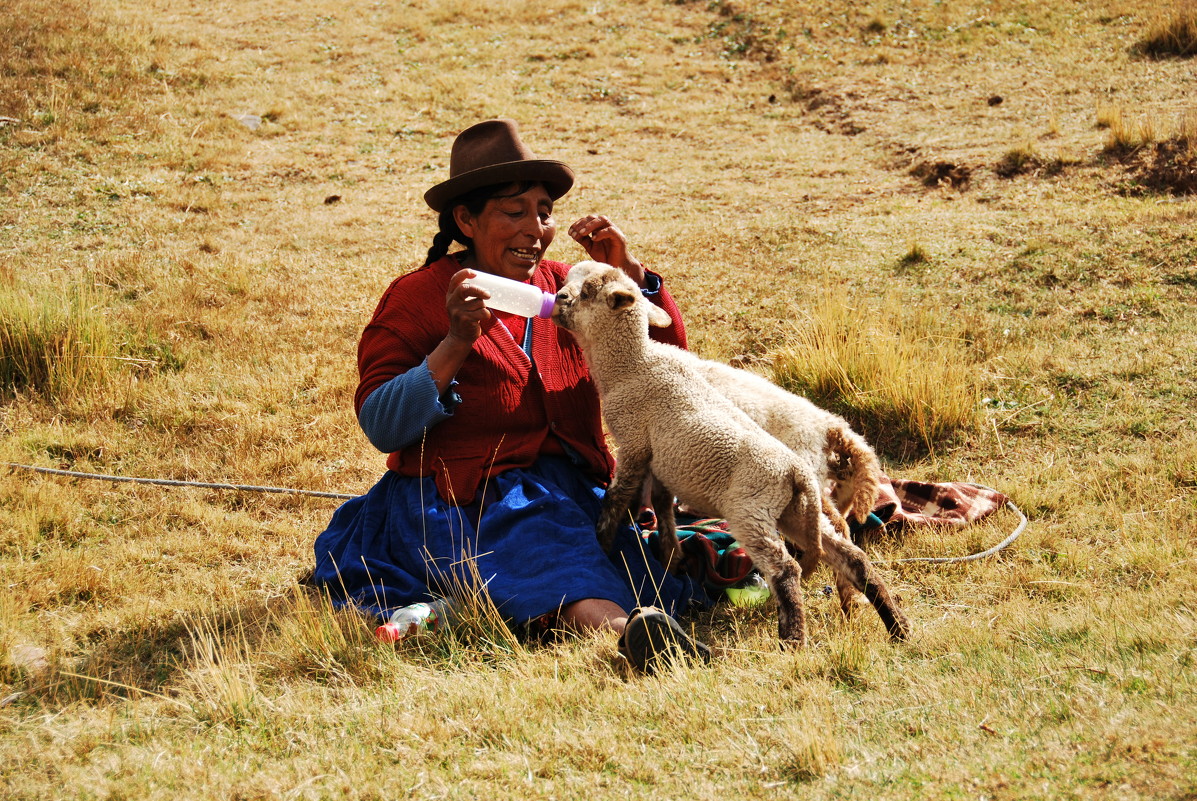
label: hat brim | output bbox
[424,159,574,212]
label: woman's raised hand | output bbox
[568,214,645,286]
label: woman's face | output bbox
[454,183,556,281]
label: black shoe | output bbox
[618,606,711,675]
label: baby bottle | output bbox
[465,271,556,319]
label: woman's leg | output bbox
[559,598,629,634]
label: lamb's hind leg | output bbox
[730,515,806,646]
[648,475,682,573]
[779,477,824,579]
[597,450,651,554]
[820,534,911,641]
[821,499,868,620]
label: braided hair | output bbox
[422,181,540,267]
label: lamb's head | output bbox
[551,261,671,347]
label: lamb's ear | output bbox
[646,304,672,328]
[606,286,638,311]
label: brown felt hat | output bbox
[423,119,575,212]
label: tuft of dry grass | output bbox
[262,587,386,686]
[0,280,119,403]
[995,141,1041,178]
[897,241,930,268]
[1100,106,1160,154]
[768,292,984,456]
[1133,0,1197,58]
[181,611,266,728]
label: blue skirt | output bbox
[312,456,710,623]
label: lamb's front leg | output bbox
[596,448,651,554]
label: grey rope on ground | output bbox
[3,462,357,500]
[877,500,1027,565]
[873,482,1028,565]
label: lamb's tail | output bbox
[784,467,824,578]
[825,426,880,524]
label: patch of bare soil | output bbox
[1134,138,1197,194]
[910,160,971,189]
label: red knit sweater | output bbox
[355,255,688,504]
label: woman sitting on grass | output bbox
[313,119,710,673]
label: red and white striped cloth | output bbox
[872,475,1008,528]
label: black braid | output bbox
[423,222,458,267]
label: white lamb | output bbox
[552,261,910,646]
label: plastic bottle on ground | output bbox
[375,598,455,643]
[464,270,556,318]
[725,572,770,607]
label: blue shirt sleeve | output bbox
[641,271,663,296]
[357,358,460,453]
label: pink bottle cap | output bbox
[537,293,556,319]
[375,622,407,643]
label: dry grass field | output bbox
[2,0,1197,798]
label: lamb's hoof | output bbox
[888,614,913,642]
